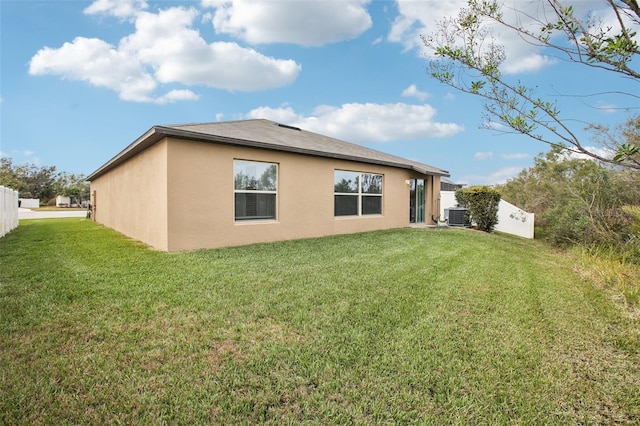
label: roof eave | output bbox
[410,164,450,177]
[87,125,450,181]
[86,127,164,181]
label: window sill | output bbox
[234,219,279,225]
[334,214,383,219]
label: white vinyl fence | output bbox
[440,191,535,239]
[494,199,535,239]
[1,186,19,238]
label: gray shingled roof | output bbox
[87,119,449,181]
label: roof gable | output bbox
[87,119,449,181]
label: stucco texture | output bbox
[91,137,441,251]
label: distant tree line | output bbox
[497,146,640,261]
[0,157,89,205]
[454,115,640,264]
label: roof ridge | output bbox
[163,118,272,128]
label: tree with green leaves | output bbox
[423,0,639,169]
[55,171,90,204]
[499,146,640,250]
[0,157,23,192]
[0,157,88,204]
[0,157,58,201]
[589,114,640,167]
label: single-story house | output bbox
[87,119,449,251]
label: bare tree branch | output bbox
[423,0,640,170]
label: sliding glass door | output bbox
[409,178,425,223]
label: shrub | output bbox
[455,186,500,232]
[621,206,640,262]
[623,206,640,234]
[498,149,640,258]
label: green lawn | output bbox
[1,219,639,424]
[32,206,87,211]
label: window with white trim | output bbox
[334,170,383,216]
[234,160,277,221]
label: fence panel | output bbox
[1,186,19,238]
[440,190,534,238]
[495,200,535,239]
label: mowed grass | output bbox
[1,219,639,424]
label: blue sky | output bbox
[1,0,635,185]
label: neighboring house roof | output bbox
[441,177,465,191]
[87,119,449,181]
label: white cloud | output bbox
[443,92,456,101]
[490,166,524,183]
[0,150,38,162]
[389,0,458,49]
[458,166,524,186]
[29,6,301,103]
[501,152,530,160]
[155,89,200,104]
[484,120,506,131]
[120,8,301,91]
[502,53,555,74]
[84,0,148,19]
[390,0,559,74]
[562,146,615,161]
[474,151,493,160]
[402,84,429,101]
[247,102,463,143]
[247,105,300,124]
[30,36,158,103]
[204,0,372,46]
[597,103,618,113]
[27,157,43,166]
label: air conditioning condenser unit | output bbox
[445,207,470,226]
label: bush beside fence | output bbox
[440,190,534,239]
[1,186,19,238]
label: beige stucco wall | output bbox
[165,138,440,251]
[90,140,169,250]
[428,175,442,222]
[89,137,443,251]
